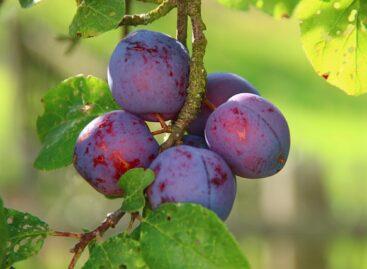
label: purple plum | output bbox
[205,93,290,179]
[182,134,208,149]
[188,72,259,135]
[108,30,190,121]
[147,145,236,220]
[73,110,159,197]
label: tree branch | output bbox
[161,0,207,149]
[176,0,188,48]
[136,0,163,3]
[119,0,176,27]
[122,0,132,38]
[67,208,126,269]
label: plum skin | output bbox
[108,30,190,121]
[188,72,259,135]
[73,110,159,197]
[205,93,290,179]
[147,145,236,220]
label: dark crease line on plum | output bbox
[200,156,211,210]
[236,102,284,153]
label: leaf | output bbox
[69,0,125,38]
[140,203,250,269]
[216,0,300,19]
[0,197,9,268]
[35,75,120,170]
[119,168,155,212]
[3,209,49,268]
[83,234,148,269]
[18,0,43,8]
[297,0,367,95]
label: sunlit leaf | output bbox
[297,0,367,95]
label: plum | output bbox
[147,145,236,220]
[74,110,159,197]
[182,134,208,149]
[108,30,190,121]
[188,72,259,135]
[205,93,290,179]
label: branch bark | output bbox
[122,0,132,38]
[119,0,176,26]
[136,0,163,3]
[176,0,188,48]
[67,209,126,269]
[161,0,207,149]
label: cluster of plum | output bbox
[73,30,290,220]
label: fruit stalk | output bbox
[119,0,176,26]
[162,0,207,149]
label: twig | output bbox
[68,209,126,269]
[123,0,132,38]
[119,0,176,27]
[136,0,163,3]
[176,0,188,48]
[50,231,82,239]
[161,0,207,149]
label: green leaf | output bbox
[83,234,148,269]
[140,203,250,269]
[216,0,299,19]
[69,0,125,38]
[119,168,155,212]
[297,0,367,95]
[35,75,120,170]
[18,0,43,8]
[0,198,9,268]
[3,209,49,268]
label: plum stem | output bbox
[204,98,216,111]
[161,0,207,150]
[67,208,126,269]
[119,0,176,27]
[152,128,172,136]
[176,0,188,48]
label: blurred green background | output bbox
[1,0,367,268]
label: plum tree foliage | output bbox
[0,0,364,268]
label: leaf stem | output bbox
[68,208,126,269]
[161,0,207,149]
[119,0,176,27]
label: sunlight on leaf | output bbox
[297,0,367,95]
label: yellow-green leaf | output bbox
[297,0,367,95]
